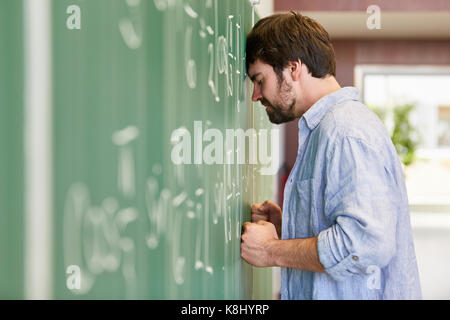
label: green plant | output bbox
[369,103,420,166]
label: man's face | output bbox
[248,60,297,124]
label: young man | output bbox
[241,12,422,299]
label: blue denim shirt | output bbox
[281,87,422,300]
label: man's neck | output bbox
[291,75,342,119]
[309,76,341,106]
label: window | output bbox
[355,65,450,205]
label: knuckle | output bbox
[251,214,262,222]
[251,205,261,214]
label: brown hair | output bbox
[246,11,336,80]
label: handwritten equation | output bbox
[62,0,252,298]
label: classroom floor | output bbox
[411,212,450,299]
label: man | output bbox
[240,12,422,299]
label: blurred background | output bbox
[264,0,450,299]
[1,0,450,300]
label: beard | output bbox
[264,102,296,124]
[262,79,297,124]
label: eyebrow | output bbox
[248,72,262,82]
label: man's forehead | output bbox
[248,60,271,79]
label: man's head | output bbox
[246,12,338,124]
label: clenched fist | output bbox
[251,200,282,238]
[241,220,279,267]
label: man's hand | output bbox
[251,200,282,238]
[241,221,279,267]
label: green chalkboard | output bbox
[52,0,274,299]
[0,0,25,299]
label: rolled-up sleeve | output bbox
[317,136,398,281]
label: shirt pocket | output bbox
[293,178,318,238]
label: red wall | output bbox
[275,0,450,12]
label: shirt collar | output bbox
[300,86,360,131]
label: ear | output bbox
[288,60,302,81]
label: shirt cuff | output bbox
[317,228,363,281]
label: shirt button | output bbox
[352,255,359,261]
[290,179,293,183]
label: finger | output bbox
[251,202,263,210]
[240,244,247,261]
[251,203,267,215]
[262,200,272,209]
[263,200,279,211]
[258,200,273,215]
[251,213,268,223]
[242,222,252,232]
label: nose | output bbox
[252,84,262,102]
